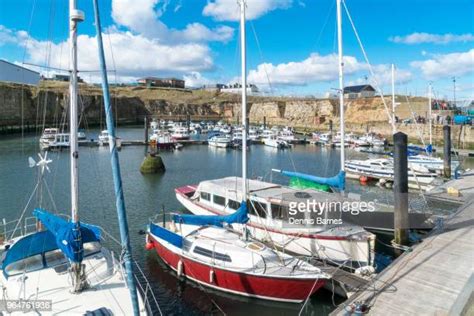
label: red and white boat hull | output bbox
[175,186,374,268]
[147,233,326,303]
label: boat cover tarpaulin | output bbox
[150,222,183,248]
[279,170,346,191]
[33,208,101,263]
[173,201,249,227]
[2,230,57,276]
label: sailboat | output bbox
[0,1,148,314]
[146,0,329,303]
[175,0,376,271]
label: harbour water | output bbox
[0,127,471,315]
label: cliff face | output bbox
[0,81,472,148]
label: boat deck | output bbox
[0,248,146,315]
[330,201,474,315]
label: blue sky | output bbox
[0,0,473,100]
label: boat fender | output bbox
[359,176,369,184]
[209,270,215,283]
[145,241,154,250]
[177,260,184,277]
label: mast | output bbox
[69,0,85,293]
[239,0,248,198]
[428,82,432,146]
[391,64,396,134]
[69,0,80,224]
[92,0,140,314]
[336,0,345,193]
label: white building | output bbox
[343,85,376,99]
[0,60,40,85]
[221,83,259,95]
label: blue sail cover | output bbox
[2,230,57,276]
[149,223,183,248]
[173,201,249,227]
[279,170,346,191]
[408,144,432,154]
[33,208,101,263]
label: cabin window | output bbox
[213,195,226,206]
[5,254,44,276]
[250,201,267,218]
[83,242,102,257]
[228,200,241,210]
[271,204,287,220]
[193,246,232,262]
[44,249,67,267]
[200,192,211,202]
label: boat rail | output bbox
[1,215,162,315]
[100,228,162,316]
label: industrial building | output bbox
[220,83,259,94]
[0,59,40,85]
[137,77,185,89]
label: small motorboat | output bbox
[39,128,59,147]
[146,204,329,303]
[208,135,232,148]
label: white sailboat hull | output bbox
[176,191,374,268]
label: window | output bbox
[193,246,232,262]
[213,195,226,206]
[83,242,102,257]
[271,204,290,220]
[250,201,267,218]
[45,249,67,267]
[200,192,211,202]
[5,254,44,276]
[228,200,241,210]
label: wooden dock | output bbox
[425,170,474,205]
[330,201,474,315]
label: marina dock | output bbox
[330,200,474,316]
[425,170,474,205]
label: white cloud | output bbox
[112,0,234,43]
[0,26,214,80]
[182,72,214,88]
[247,53,366,86]
[410,49,474,80]
[203,0,292,21]
[390,32,474,45]
[350,65,413,87]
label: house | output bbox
[0,60,40,85]
[220,83,259,95]
[137,77,185,89]
[343,85,376,99]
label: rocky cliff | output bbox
[0,81,471,147]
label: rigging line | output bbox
[21,62,118,73]
[342,0,395,132]
[310,0,336,52]
[9,181,40,240]
[249,21,274,94]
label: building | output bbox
[0,59,40,85]
[220,83,259,95]
[202,83,226,92]
[50,74,84,83]
[343,84,376,99]
[137,77,185,89]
